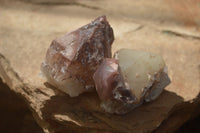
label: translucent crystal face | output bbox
[41,16,114,97]
[117,49,166,101]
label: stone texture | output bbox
[0,79,43,133]
[0,0,200,133]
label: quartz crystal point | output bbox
[41,16,114,97]
[93,49,170,114]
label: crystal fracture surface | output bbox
[41,16,114,97]
[93,49,170,114]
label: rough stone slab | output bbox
[0,0,200,133]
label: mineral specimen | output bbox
[41,16,114,97]
[93,49,170,114]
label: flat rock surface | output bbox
[0,0,200,133]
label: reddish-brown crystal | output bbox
[93,58,138,114]
[93,58,120,101]
[41,16,114,96]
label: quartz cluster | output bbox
[93,49,170,114]
[41,16,170,114]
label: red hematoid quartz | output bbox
[41,16,114,97]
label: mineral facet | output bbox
[93,49,170,114]
[41,16,114,97]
